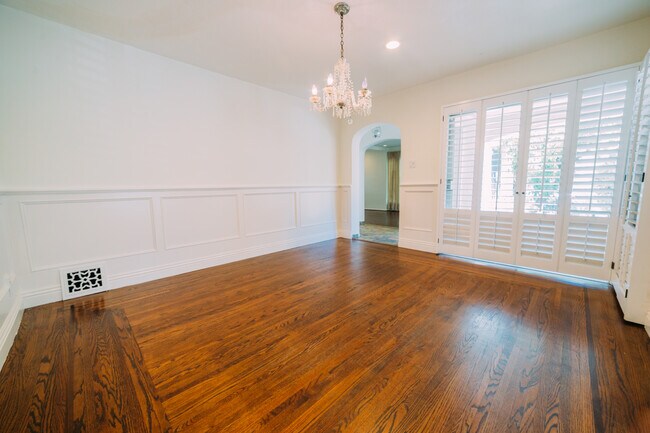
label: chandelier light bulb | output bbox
[362,78,368,89]
[327,74,334,86]
[311,84,318,96]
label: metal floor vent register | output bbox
[60,265,108,300]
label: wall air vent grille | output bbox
[60,265,107,300]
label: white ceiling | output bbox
[2,0,649,97]
[370,139,401,151]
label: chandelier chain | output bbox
[340,12,344,59]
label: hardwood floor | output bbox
[1,239,649,432]
[364,209,399,227]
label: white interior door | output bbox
[439,103,481,256]
[474,93,526,264]
[515,83,576,271]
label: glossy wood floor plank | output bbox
[1,239,649,433]
[0,302,170,433]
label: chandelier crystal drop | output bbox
[310,2,372,120]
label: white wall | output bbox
[0,5,337,190]
[364,149,387,211]
[0,197,21,367]
[0,4,341,339]
[338,16,650,253]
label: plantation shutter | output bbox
[475,94,524,263]
[438,66,636,282]
[516,84,573,270]
[560,70,635,279]
[626,57,650,226]
[440,104,479,255]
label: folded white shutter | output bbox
[560,70,635,279]
[475,96,524,263]
[626,55,650,226]
[440,106,479,255]
[517,86,573,270]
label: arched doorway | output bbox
[350,123,401,243]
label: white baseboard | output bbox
[110,230,337,290]
[338,229,352,239]
[22,230,338,309]
[398,238,438,254]
[0,296,23,370]
[22,285,61,309]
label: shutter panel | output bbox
[516,86,572,270]
[616,231,634,290]
[564,221,608,266]
[524,94,568,215]
[569,80,627,219]
[626,56,650,226]
[445,111,477,210]
[475,96,524,262]
[440,105,480,255]
[479,104,521,213]
[437,67,636,283]
[561,69,635,279]
[520,219,555,259]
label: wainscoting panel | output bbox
[21,198,157,271]
[398,184,438,253]
[337,186,351,238]
[243,192,297,236]
[161,194,240,249]
[300,190,337,228]
[0,186,343,312]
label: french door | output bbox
[440,67,637,280]
[474,93,524,264]
[516,83,575,272]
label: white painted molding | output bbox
[160,194,241,250]
[400,183,439,187]
[338,230,352,239]
[112,230,336,288]
[1,182,345,367]
[0,296,22,369]
[0,272,15,302]
[22,230,338,308]
[243,192,297,236]
[401,226,434,233]
[0,185,344,195]
[22,285,61,309]
[20,198,158,272]
[398,238,438,253]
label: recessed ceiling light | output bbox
[386,40,400,50]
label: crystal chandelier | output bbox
[310,2,372,121]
